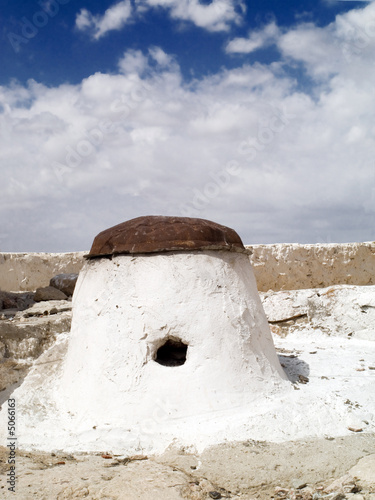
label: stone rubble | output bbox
[260,285,375,340]
[271,456,375,500]
[0,300,72,399]
[0,272,76,402]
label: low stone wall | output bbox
[0,242,374,292]
[248,242,375,291]
[0,252,86,293]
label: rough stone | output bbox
[349,454,375,489]
[21,300,72,318]
[261,285,375,339]
[86,215,246,257]
[0,301,72,400]
[50,273,78,297]
[34,286,68,302]
[0,291,35,311]
[0,311,72,359]
[0,291,18,309]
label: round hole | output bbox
[155,339,188,367]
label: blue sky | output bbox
[1,0,375,251]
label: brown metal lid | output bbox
[86,215,246,258]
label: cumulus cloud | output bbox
[118,49,149,75]
[277,4,375,79]
[135,0,245,32]
[226,21,280,54]
[76,0,245,38]
[76,0,133,39]
[1,5,375,251]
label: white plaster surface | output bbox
[0,251,290,454]
[1,279,374,455]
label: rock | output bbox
[50,273,78,297]
[208,492,222,499]
[325,474,353,493]
[0,358,32,398]
[292,479,308,489]
[274,487,289,498]
[349,454,375,489]
[22,300,72,318]
[261,289,313,323]
[261,285,375,339]
[0,310,72,359]
[0,291,35,311]
[0,291,18,309]
[0,302,72,396]
[34,286,67,302]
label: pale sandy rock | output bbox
[21,300,72,318]
[261,285,375,339]
[261,289,314,322]
[0,311,71,360]
[324,473,356,493]
[0,358,31,395]
[307,285,375,339]
[0,301,72,401]
[349,454,375,489]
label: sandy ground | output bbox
[0,435,375,499]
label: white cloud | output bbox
[136,0,245,32]
[277,3,375,79]
[148,46,174,67]
[1,5,375,251]
[226,21,280,54]
[76,0,245,39]
[76,0,133,40]
[118,49,149,75]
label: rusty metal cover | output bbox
[86,216,246,258]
